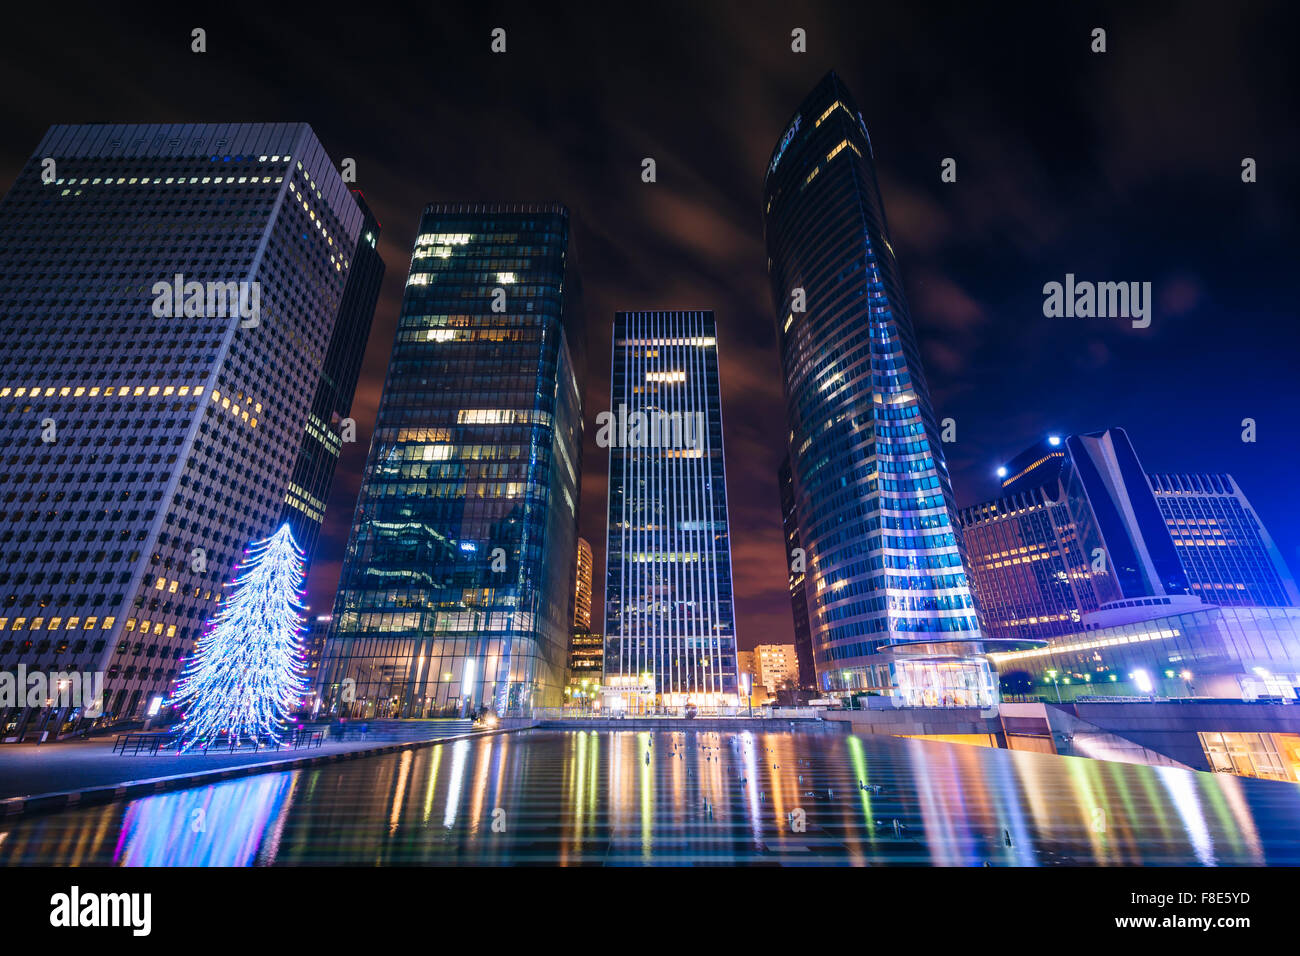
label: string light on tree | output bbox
[169,523,309,751]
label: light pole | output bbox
[1046,669,1062,704]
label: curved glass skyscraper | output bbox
[763,72,994,705]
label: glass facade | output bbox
[1061,428,1191,603]
[989,604,1300,700]
[321,203,583,718]
[0,123,378,733]
[1150,472,1300,607]
[762,72,984,699]
[958,486,1099,643]
[604,310,739,706]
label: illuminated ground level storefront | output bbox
[1198,731,1300,782]
[596,674,740,715]
[820,638,1041,708]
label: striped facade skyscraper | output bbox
[763,73,997,706]
[603,310,739,709]
[0,123,382,735]
[321,203,584,718]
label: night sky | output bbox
[2,2,1297,651]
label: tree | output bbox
[169,523,309,751]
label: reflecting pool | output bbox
[3,729,1298,865]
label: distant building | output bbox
[737,649,759,702]
[958,485,1099,644]
[566,630,603,707]
[1149,472,1300,608]
[303,614,331,711]
[995,434,1067,496]
[778,455,816,689]
[754,643,800,697]
[574,537,593,631]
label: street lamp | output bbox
[1045,669,1062,703]
[1180,669,1195,697]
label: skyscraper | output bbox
[0,123,381,735]
[321,203,584,718]
[1059,428,1193,605]
[1149,472,1299,608]
[960,428,1300,645]
[574,536,593,631]
[603,310,739,709]
[957,485,1097,644]
[763,72,992,706]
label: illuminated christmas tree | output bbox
[170,523,309,752]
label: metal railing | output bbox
[112,728,325,755]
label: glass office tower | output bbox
[322,203,583,718]
[0,123,380,737]
[763,72,994,706]
[603,311,739,709]
[1149,472,1299,608]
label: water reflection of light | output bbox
[389,749,412,833]
[470,736,495,831]
[443,738,470,829]
[739,732,763,848]
[845,736,875,831]
[1156,766,1216,866]
[3,729,1296,867]
[114,772,297,867]
[1212,773,1264,863]
[983,748,1036,865]
[423,744,443,823]
[1065,753,1115,864]
[639,732,652,856]
[907,738,972,866]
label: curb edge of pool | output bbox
[0,724,535,821]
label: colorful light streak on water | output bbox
[1,729,1297,866]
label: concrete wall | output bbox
[1062,701,1300,772]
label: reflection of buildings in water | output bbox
[0,730,1292,866]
